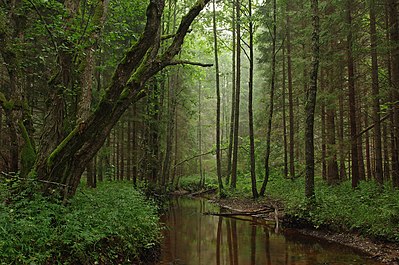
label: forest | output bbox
[1,0,399,263]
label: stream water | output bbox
[156,197,384,265]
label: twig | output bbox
[27,0,58,53]
[173,147,228,169]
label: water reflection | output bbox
[157,198,383,265]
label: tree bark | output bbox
[231,0,241,189]
[305,0,319,199]
[286,9,296,179]
[198,80,204,187]
[35,0,211,198]
[369,0,383,185]
[213,0,224,195]
[387,0,399,188]
[347,0,360,188]
[321,77,327,181]
[326,70,339,185]
[260,0,277,197]
[226,0,236,185]
[247,0,258,199]
[282,44,288,179]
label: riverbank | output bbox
[209,195,399,264]
[177,175,399,264]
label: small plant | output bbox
[0,181,161,264]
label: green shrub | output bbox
[0,181,160,264]
[198,172,399,242]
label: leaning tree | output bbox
[0,0,211,199]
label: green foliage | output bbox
[266,177,399,242]
[179,174,218,192]
[0,182,160,264]
[198,171,399,242]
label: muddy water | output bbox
[157,197,384,265]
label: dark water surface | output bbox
[157,197,384,265]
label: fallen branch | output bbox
[173,147,228,169]
[219,204,274,213]
[204,209,274,217]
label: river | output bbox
[156,197,384,265]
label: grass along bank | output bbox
[0,181,160,264]
[178,173,399,243]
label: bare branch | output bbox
[26,0,58,53]
[167,60,213,67]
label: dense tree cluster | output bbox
[1,0,399,200]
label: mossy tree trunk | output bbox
[34,0,211,198]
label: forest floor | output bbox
[194,193,399,265]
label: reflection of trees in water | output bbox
[264,227,271,265]
[250,217,256,265]
[159,198,378,265]
[216,216,222,265]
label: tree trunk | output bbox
[387,0,399,188]
[357,107,366,181]
[383,123,390,181]
[231,0,241,189]
[370,0,383,185]
[338,69,347,180]
[305,0,320,199]
[347,0,360,188]
[282,44,288,179]
[260,0,276,197]
[326,70,339,185]
[35,0,211,198]
[213,0,224,195]
[132,104,138,187]
[120,119,125,180]
[226,0,236,185]
[365,110,372,181]
[198,80,204,187]
[321,78,327,181]
[247,0,258,199]
[286,10,296,179]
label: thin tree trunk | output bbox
[231,0,241,189]
[387,0,399,188]
[370,0,383,185]
[383,122,390,180]
[357,106,366,181]
[338,70,346,180]
[226,1,236,185]
[305,0,320,199]
[213,0,224,195]
[365,110,372,181]
[287,10,296,179]
[326,70,339,185]
[347,0,360,188]
[260,0,276,197]
[132,104,138,187]
[127,113,132,181]
[120,119,125,180]
[198,81,204,187]
[321,77,327,181]
[282,45,288,179]
[248,0,258,199]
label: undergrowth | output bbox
[179,173,399,242]
[0,181,160,264]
